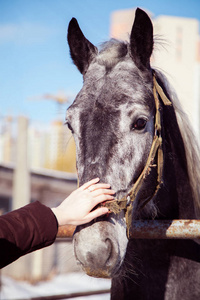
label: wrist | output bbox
[51,207,73,226]
[51,207,61,226]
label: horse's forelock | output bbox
[96,39,128,70]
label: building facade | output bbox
[0,116,77,280]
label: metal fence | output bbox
[34,220,200,299]
[57,219,200,239]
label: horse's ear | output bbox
[130,8,153,69]
[67,18,98,74]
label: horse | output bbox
[66,8,200,300]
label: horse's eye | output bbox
[66,121,74,133]
[132,118,147,130]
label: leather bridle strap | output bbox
[102,74,172,237]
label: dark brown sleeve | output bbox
[0,201,58,268]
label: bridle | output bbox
[103,73,172,237]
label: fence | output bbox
[24,220,200,300]
[57,219,200,239]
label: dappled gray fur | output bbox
[67,8,200,300]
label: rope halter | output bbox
[102,74,172,238]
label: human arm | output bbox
[0,178,114,268]
[0,201,57,269]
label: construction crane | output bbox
[42,92,69,105]
[28,91,70,113]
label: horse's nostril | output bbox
[73,220,126,278]
[105,238,115,267]
[83,240,113,269]
[105,238,112,254]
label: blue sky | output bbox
[1,0,200,125]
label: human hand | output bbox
[51,178,115,226]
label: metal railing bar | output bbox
[57,220,200,239]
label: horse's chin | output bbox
[80,254,122,278]
[82,266,113,279]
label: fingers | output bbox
[77,179,116,220]
[84,185,115,206]
[83,207,109,224]
[88,190,115,214]
[93,194,115,206]
[88,183,112,192]
[79,179,113,194]
[89,189,115,208]
[79,178,100,191]
[91,188,115,197]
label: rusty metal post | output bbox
[57,220,200,239]
[57,225,76,238]
[129,220,200,239]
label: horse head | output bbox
[66,8,160,278]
